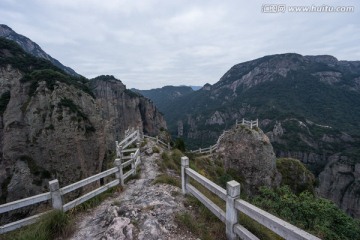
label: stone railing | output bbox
[144,135,171,150]
[181,156,321,240]
[236,118,258,129]
[189,118,258,155]
[0,130,142,234]
[189,130,229,155]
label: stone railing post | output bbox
[115,141,120,157]
[131,153,136,176]
[168,142,170,150]
[136,129,140,143]
[156,136,159,143]
[226,180,240,240]
[242,118,244,124]
[114,158,124,186]
[181,156,189,195]
[49,179,63,211]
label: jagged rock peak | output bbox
[201,83,211,90]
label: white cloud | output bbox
[0,0,359,89]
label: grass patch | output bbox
[153,174,181,188]
[0,210,74,240]
[152,146,160,153]
[157,149,183,173]
[175,195,226,240]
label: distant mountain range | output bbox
[135,53,360,218]
[0,24,79,76]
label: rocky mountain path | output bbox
[68,140,198,240]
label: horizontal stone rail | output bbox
[122,148,138,153]
[0,192,51,214]
[61,167,118,195]
[144,135,170,150]
[63,179,119,212]
[189,143,217,155]
[117,130,138,147]
[236,118,259,129]
[181,156,321,240]
[0,210,51,234]
[0,129,143,235]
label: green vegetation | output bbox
[0,185,121,240]
[252,186,360,240]
[157,150,183,173]
[0,90,10,115]
[153,174,181,188]
[276,158,315,194]
[57,98,87,120]
[152,146,160,153]
[175,153,360,240]
[0,38,94,98]
[173,138,185,151]
[175,196,226,240]
[0,210,73,240]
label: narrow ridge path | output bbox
[69,140,198,240]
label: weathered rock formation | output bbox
[317,157,360,218]
[0,41,166,207]
[216,125,280,195]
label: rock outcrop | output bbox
[0,40,167,208]
[216,125,280,195]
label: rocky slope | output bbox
[142,53,360,218]
[0,24,79,76]
[70,140,198,240]
[0,38,166,210]
[132,86,194,113]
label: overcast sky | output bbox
[1,0,359,89]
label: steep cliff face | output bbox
[216,125,280,195]
[89,76,166,143]
[317,158,360,218]
[0,39,166,205]
[0,65,102,202]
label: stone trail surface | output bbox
[69,140,198,240]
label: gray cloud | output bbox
[1,0,359,89]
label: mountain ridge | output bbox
[140,53,360,218]
[0,24,79,77]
